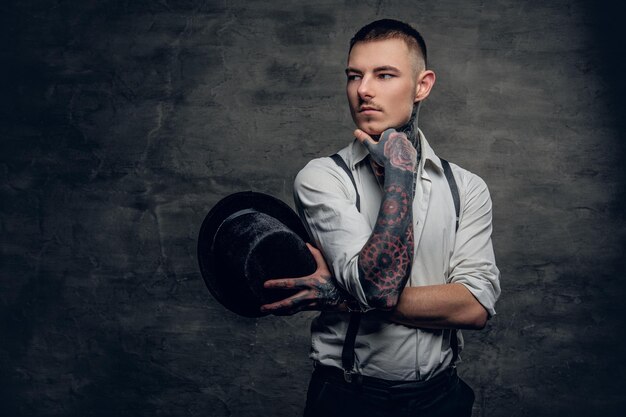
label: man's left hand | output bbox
[260,243,352,315]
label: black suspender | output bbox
[329,153,462,378]
[441,158,460,232]
[329,154,362,381]
[330,154,360,212]
[440,158,461,364]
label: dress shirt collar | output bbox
[347,128,444,174]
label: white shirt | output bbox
[293,129,501,381]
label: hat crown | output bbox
[198,192,316,317]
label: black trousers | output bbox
[303,366,475,417]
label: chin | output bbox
[357,122,385,136]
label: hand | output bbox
[355,128,417,172]
[260,243,353,315]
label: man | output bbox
[261,19,501,417]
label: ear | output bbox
[414,70,436,103]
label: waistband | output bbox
[312,364,457,394]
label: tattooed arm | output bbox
[354,128,417,310]
[263,152,499,324]
[262,127,417,314]
[261,244,489,328]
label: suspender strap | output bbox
[441,159,460,232]
[329,153,362,379]
[330,154,360,212]
[340,313,362,381]
[441,158,461,364]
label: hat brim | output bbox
[197,191,312,317]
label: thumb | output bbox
[354,129,376,147]
[306,243,324,265]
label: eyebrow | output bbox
[345,65,402,75]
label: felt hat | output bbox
[197,191,316,317]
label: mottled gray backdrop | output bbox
[2,0,625,416]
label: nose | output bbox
[357,74,374,100]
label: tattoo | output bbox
[384,132,417,171]
[313,273,343,308]
[378,184,410,227]
[358,127,420,309]
[370,158,385,188]
[366,129,417,172]
[399,106,419,149]
[404,222,414,244]
[262,272,354,315]
[359,231,412,298]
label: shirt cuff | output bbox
[457,280,497,318]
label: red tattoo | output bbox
[384,132,417,171]
[359,231,411,293]
[370,158,385,188]
[358,128,417,309]
[378,185,410,227]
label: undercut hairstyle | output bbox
[349,19,428,70]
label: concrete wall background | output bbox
[1,0,625,416]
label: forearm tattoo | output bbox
[358,125,421,309]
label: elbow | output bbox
[454,283,492,330]
[359,271,403,310]
[469,314,488,330]
[461,305,489,330]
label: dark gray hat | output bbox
[197,191,316,317]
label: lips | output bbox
[359,106,381,113]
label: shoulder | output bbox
[295,157,343,190]
[443,159,492,206]
[294,144,354,194]
[421,131,490,199]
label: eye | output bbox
[379,73,394,79]
[347,74,362,81]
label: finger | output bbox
[272,301,317,316]
[271,299,320,315]
[260,290,311,312]
[263,277,310,290]
[354,129,376,147]
[305,243,325,265]
[305,243,331,276]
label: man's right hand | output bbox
[355,128,417,172]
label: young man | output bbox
[261,19,501,417]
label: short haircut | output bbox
[349,19,428,70]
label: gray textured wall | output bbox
[2,0,625,416]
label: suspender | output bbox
[440,158,461,364]
[330,154,360,211]
[329,154,362,381]
[329,153,461,378]
[441,159,460,232]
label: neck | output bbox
[398,105,419,148]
